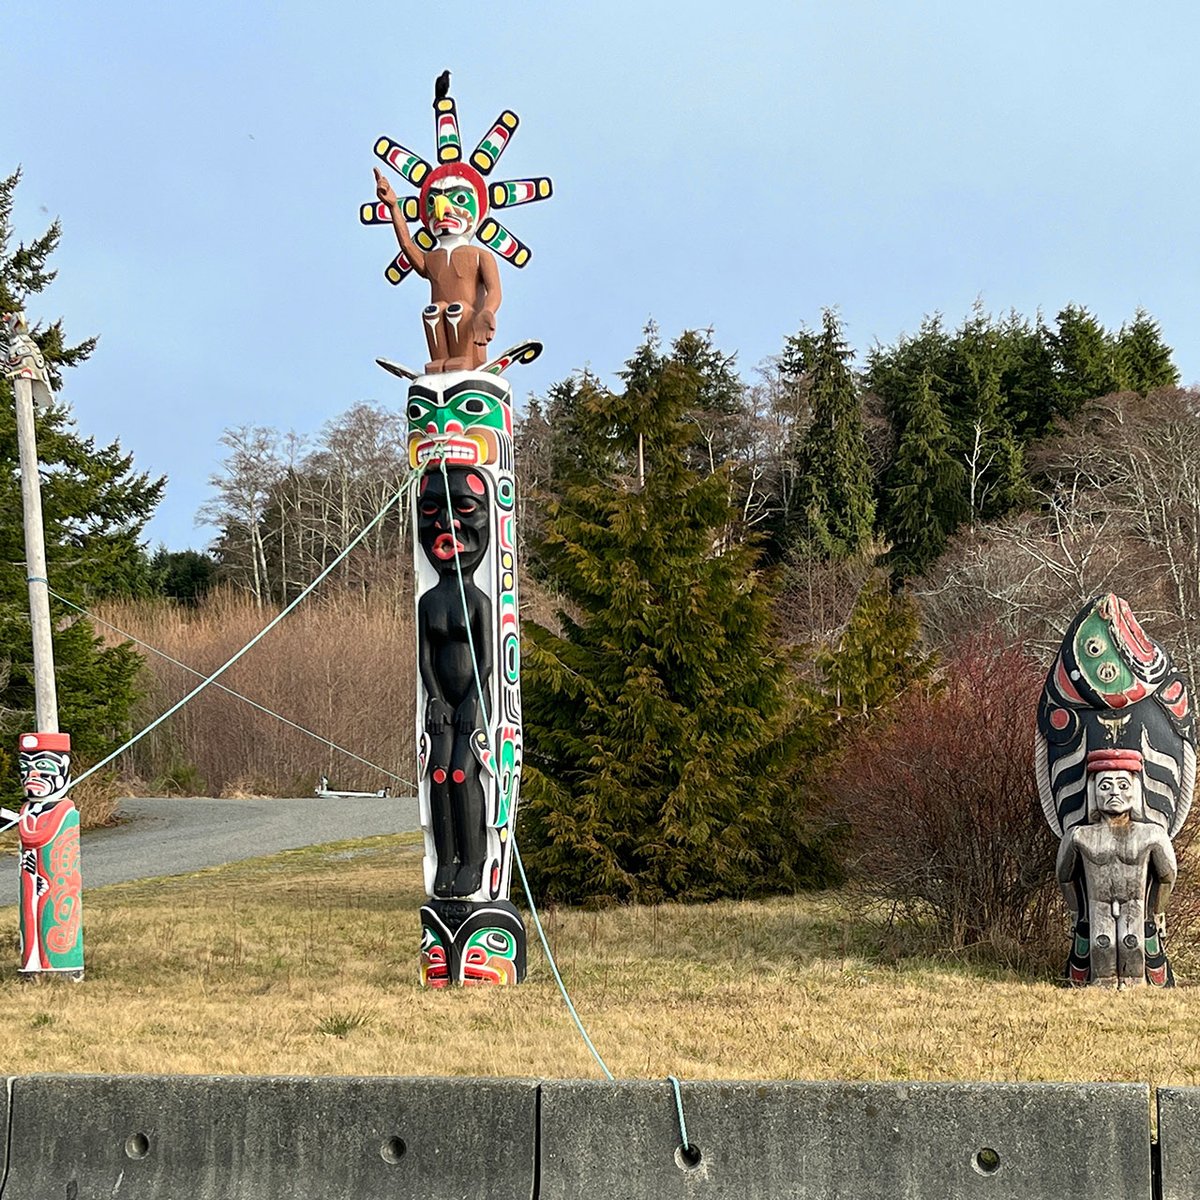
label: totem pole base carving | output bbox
[420,899,526,986]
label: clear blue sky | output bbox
[4,2,1198,549]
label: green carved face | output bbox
[407,379,511,467]
[425,180,480,238]
[407,388,505,438]
[1073,609,1137,696]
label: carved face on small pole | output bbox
[1093,770,1138,820]
[18,732,71,806]
[1085,748,1145,823]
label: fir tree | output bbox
[1117,308,1179,393]
[882,371,967,578]
[786,310,876,560]
[0,168,162,792]
[1049,304,1126,415]
[817,572,927,722]
[519,333,833,904]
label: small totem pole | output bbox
[3,312,83,979]
[363,72,552,985]
[16,734,83,977]
[1035,594,1195,987]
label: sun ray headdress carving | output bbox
[361,82,553,288]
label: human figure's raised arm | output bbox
[374,168,427,277]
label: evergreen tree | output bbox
[817,572,927,722]
[0,168,162,790]
[1117,308,1179,393]
[785,310,876,560]
[1048,304,1126,415]
[150,548,218,605]
[882,371,967,577]
[519,333,833,904]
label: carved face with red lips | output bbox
[417,469,490,575]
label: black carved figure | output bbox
[417,467,493,897]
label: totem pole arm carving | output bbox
[416,596,452,731]
[375,169,428,277]
[1148,837,1178,915]
[474,253,501,350]
[1055,832,1081,902]
[453,595,493,734]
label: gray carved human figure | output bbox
[1056,753,1177,989]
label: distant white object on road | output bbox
[315,776,392,799]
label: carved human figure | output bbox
[16,731,83,975]
[1056,756,1177,989]
[417,467,492,897]
[374,165,500,373]
[1036,594,1195,986]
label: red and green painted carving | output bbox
[17,732,83,975]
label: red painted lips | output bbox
[432,533,464,560]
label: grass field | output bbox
[1,832,1199,1086]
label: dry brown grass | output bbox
[92,589,418,798]
[3,834,1200,1084]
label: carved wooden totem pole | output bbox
[16,733,83,977]
[364,72,551,985]
[1036,594,1195,987]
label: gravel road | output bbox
[79,795,421,887]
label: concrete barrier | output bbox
[0,1074,1162,1198]
[1,1075,537,1199]
[1155,1086,1200,1199]
[538,1079,1153,1199]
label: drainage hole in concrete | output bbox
[675,1143,703,1171]
[973,1147,1001,1175]
[380,1136,407,1164]
[124,1133,151,1160]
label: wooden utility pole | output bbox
[14,370,58,730]
[3,312,57,728]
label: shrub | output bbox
[822,633,1060,963]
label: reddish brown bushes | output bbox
[823,635,1060,960]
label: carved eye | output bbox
[419,503,440,517]
[1085,636,1107,657]
[455,500,478,515]
[408,402,428,420]
[1096,662,1119,683]
[459,396,489,416]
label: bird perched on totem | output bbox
[363,69,552,377]
[1035,594,1195,988]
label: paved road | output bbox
[79,795,421,887]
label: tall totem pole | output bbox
[1036,594,1195,988]
[364,72,552,985]
[2,312,84,980]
